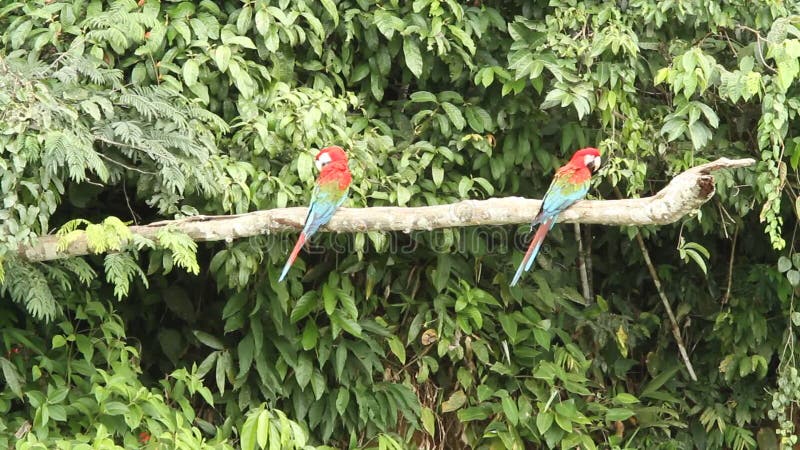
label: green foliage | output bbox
[240,404,309,450]
[0,0,800,449]
[157,227,201,275]
[57,216,132,253]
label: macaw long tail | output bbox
[510,218,554,287]
[279,232,307,282]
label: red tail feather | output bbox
[279,233,307,282]
[510,218,553,286]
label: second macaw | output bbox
[279,146,352,282]
[510,147,602,286]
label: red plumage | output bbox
[317,146,352,190]
[283,232,307,276]
[560,147,600,184]
[515,216,554,280]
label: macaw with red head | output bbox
[510,147,602,286]
[279,146,352,282]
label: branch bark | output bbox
[19,157,754,262]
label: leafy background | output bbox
[0,0,799,449]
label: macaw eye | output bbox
[315,152,332,170]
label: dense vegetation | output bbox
[0,0,799,448]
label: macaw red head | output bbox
[315,146,348,171]
[570,147,602,173]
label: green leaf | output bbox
[441,102,466,130]
[410,91,438,103]
[441,390,466,412]
[331,311,362,337]
[213,45,232,71]
[536,411,554,434]
[614,393,640,404]
[103,401,130,416]
[320,0,339,26]
[216,351,232,394]
[334,344,347,380]
[457,406,489,422]
[403,39,424,78]
[336,388,350,415]
[255,9,269,35]
[788,269,800,286]
[641,366,680,397]
[52,334,67,349]
[295,354,313,389]
[241,410,257,450]
[396,185,411,206]
[498,313,518,341]
[165,286,196,323]
[458,177,473,198]
[131,63,147,84]
[421,407,435,437]
[432,164,444,187]
[226,35,256,49]
[256,410,270,447]
[297,152,315,184]
[387,336,406,363]
[555,401,577,420]
[193,330,224,350]
[465,106,491,132]
[302,321,319,350]
[606,408,635,421]
[238,332,255,374]
[779,256,792,272]
[502,395,519,426]
[447,25,475,54]
[291,292,317,323]
[222,292,248,320]
[0,357,23,398]
[351,63,370,82]
[685,248,708,274]
[237,5,252,34]
[555,411,572,432]
[323,284,338,315]
[310,370,326,400]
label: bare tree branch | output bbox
[574,223,592,303]
[19,157,754,262]
[634,231,699,382]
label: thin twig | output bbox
[635,232,698,381]
[574,223,592,303]
[94,135,180,166]
[583,224,594,300]
[736,25,777,73]
[721,228,737,305]
[612,185,697,381]
[96,152,156,175]
[721,30,739,57]
[122,178,140,225]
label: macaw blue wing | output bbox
[302,185,348,237]
[536,179,590,224]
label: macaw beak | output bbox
[588,155,602,172]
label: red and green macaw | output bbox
[279,146,352,282]
[510,147,602,286]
